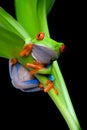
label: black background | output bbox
[0,0,86,129]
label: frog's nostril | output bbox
[60,44,66,53]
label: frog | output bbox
[9,32,65,93]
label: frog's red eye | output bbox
[36,32,44,40]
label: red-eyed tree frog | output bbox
[0,7,65,93]
[9,32,65,93]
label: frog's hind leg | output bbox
[9,60,42,92]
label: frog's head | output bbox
[32,32,65,64]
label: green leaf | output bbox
[0,7,31,42]
[45,0,55,15]
[52,61,80,123]
[36,0,50,36]
[15,0,55,38]
[0,26,24,59]
[36,0,55,35]
[15,0,40,38]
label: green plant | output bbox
[0,0,81,129]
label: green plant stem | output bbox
[37,0,50,37]
[15,0,40,38]
[48,89,81,130]
[49,61,81,129]
[52,61,80,124]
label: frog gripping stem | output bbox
[0,2,81,129]
[45,80,58,95]
[18,32,64,94]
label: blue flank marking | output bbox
[24,79,39,85]
[48,75,55,82]
[15,62,39,85]
[16,63,21,71]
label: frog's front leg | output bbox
[19,43,48,74]
[26,60,45,75]
[19,43,33,57]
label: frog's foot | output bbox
[44,80,54,92]
[39,83,44,89]
[38,82,53,92]
[19,43,33,57]
[26,60,44,75]
[10,58,18,66]
[44,80,58,95]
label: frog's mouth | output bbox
[32,44,58,64]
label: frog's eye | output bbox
[36,32,44,40]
